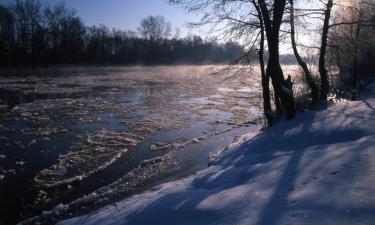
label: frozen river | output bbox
[0,65,268,224]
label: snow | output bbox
[57,90,375,225]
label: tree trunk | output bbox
[253,0,273,125]
[290,0,319,103]
[273,89,282,114]
[319,0,333,100]
[351,13,362,101]
[259,0,296,119]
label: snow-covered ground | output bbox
[57,86,375,225]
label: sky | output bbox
[0,0,198,34]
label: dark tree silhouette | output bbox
[259,0,296,119]
[252,0,273,124]
[318,0,333,101]
[0,5,14,65]
[138,15,171,41]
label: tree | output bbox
[329,0,375,100]
[0,5,14,65]
[59,16,85,63]
[138,15,171,41]
[44,2,75,62]
[252,0,273,124]
[318,0,333,100]
[292,0,343,101]
[170,0,297,121]
[13,0,44,63]
[259,0,296,118]
[86,25,110,62]
[289,0,319,103]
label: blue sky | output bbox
[0,0,197,33]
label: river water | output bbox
[0,65,273,224]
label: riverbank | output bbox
[56,83,375,225]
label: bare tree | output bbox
[170,0,297,120]
[0,5,14,64]
[289,0,319,103]
[259,0,296,118]
[318,0,333,100]
[252,0,273,124]
[13,0,44,62]
[294,0,341,101]
[44,3,72,56]
[138,15,172,41]
[329,0,375,100]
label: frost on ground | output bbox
[57,90,375,225]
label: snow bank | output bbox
[56,95,375,225]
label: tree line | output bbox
[0,0,244,66]
[170,0,375,124]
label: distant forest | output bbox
[0,1,245,66]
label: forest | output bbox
[0,1,244,65]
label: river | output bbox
[0,65,276,224]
